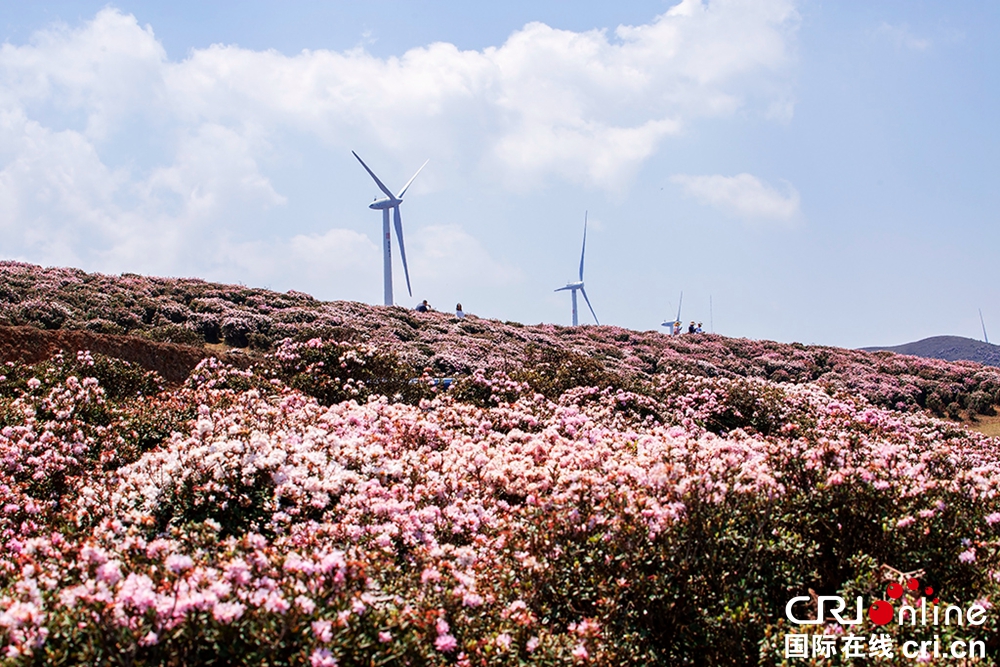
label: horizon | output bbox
[5,257,999,355]
[1,1,997,348]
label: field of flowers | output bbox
[2,261,999,418]
[2,262,1000,665]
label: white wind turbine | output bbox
[352,151,429,306]
[555,212,599,326]
[661,291,682,335]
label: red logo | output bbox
[868,577,938,626]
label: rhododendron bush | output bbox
[2,263,1000,664]
[0,343,998,665]
[3,261,1000,415]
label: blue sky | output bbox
[1,1,997,347]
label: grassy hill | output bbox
[1,261,1000,665]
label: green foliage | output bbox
[926,391,946,416]
[111,396,197,468]
[141,324,205,346]
[511,344,620,400]
[0,352,163,420]
[969,390,996,416]
[704,378,791,436]
[505,494,816,665]
[267,340,433,406]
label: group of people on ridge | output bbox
[415,300,465,319]
[670,320,704,335]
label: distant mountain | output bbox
[862,335,1000,368]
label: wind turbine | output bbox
[981,309,990,344]
[352,151,428,306]
[555,212,599,326]
[661,291,682,335]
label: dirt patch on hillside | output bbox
[0,325,249,384]
[969,413,1000,439]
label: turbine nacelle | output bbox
[555,281,584,292]
[370,197,403,210]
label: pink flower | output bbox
[434,634,458,653]
[462,592,483,607]
[378,631,392,643]
[310,648,338,667]
[960,548,977,563]
[146,539,171,559]
[312,620,333,643]
[95,560,122,586]
[263,591,290,614]
[79,545,108,566]
[212,602,245,623]
[165,554,194,574]
[572,643,589,661]
[224,559,251,585]
[320,551,346,575]
[572,618,601,638]
[117,573,157,612]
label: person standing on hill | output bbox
[688,321,696,334]
[415,300,430,312]
[455,303,466,319]
[696,322,703,334]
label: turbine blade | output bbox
[554,286,572,292]
[352,151,395,199]
[579,211,587,281]
[581,287,599,325]
[397,159,429,199]
[675,291,683,322]
[393,206,412,297]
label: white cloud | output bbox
[218,228,381,297]
[0,10,167,139]
[288,228,378,271]
[411,225,522,288]
[0,2,798,291]
[670,172,800,222]
[875,22,931,51]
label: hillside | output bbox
[2,261,1000,665]
[1,261,999,417]
[863,334,1000,368]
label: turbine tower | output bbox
[555,212,599,326]
[352,151,428,306]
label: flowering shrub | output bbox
[264,337,432,406]
[0,348,998,664]
[2,261,998,421]
[13,299,71,330]
[2,262,1000,664]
